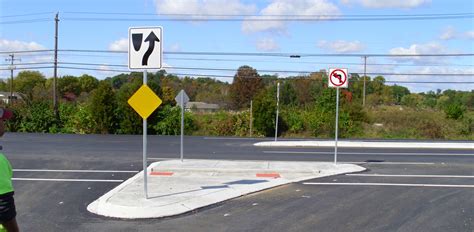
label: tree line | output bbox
[0,66,472,139]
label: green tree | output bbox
[78,74,99,93]
[115,81,142,134]
[229,66,264,109]
[89,81,117,134]
[0,80,7,92]
[280,81,298,106]
[12,71,46,100]
[58,75,81,98]
[401,94,423,107]
[252,90,277,137]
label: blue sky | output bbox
[1,0,473,92]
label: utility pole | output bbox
[363,56,367,107]
[53,12,59,119]
[5,54,20,105]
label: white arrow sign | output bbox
[175,90,190,108]
[129,27,163,70]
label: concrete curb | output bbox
[254,141,474,149]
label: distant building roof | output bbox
[185,102,219,110]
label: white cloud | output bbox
[465,31,474,40]
[154,0,256,18]
[439,26,456,40]
[341,0,430,8]
[242,0,340,34]
[168,43,181,52]
[318,40,365,53]
[0,39,51,80]
[108,38,128,52]
[0,39,46,51]
[256,37,279,51]
[385,66,474,93]
[389,42,448,64]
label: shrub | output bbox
[17,101,56,133]
[281,108,304,134]
[64,103,96,134]
[444,103,465,120]
[153,105,196,135]
[253,91,277,137]
[89,81,117,134]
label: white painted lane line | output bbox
[263,151,474,156]
[12,178,124,182]
[13,169,138,173]
[342,162,436,165]
[147,158,177,161]
[302,182,474,188]
[204,137,268,140]
[347,174,474,178]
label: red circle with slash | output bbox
[329,69,348,87]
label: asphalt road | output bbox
[1,133,473,232]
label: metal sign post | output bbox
[174,90,189,162]
[180,93,184,162]
[127,26,163,199]
[142,70,148,198]
[275,82,280,142]
[328,68,348,165]
[334,87,340,164]
[250,100,253,137]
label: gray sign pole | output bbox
[250,100,253,137]
[334,87,340,165]
[275,82,280,142]
[180,92,184,162]
[143,70,149,198]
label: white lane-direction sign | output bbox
[175,90,190,108]
[328,68,348,88]
[129,27,162,70]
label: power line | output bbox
[166,57,474,67]
[4,49,473,58]
[5,61,473,77]
[0,66,54,71]
[0,62,54,67]
[0,12,54,18]
[0,50,54,54]
[5,65,470,84]
[52,62,474,76]
[57,49,474,57]
[0,18,52,24]
[61,14,474,22]
[63,11,473,18]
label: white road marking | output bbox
[341,162,436,165]
[302,182,474,188]
[12,177,124,182]
[13,169,138,173]
[263,151,474,156]
[347,174,474,178]
[147,158,177,161]
[204,137,270,141]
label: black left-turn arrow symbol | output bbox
[142,31,160,66]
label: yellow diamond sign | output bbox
[128,84,162,119]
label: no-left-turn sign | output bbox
[328,68,348,88]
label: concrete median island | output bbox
[87,159,364,219]
[254,140,474,149]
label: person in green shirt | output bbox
[0,108,19,232]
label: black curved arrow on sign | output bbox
[142,31,160,66]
